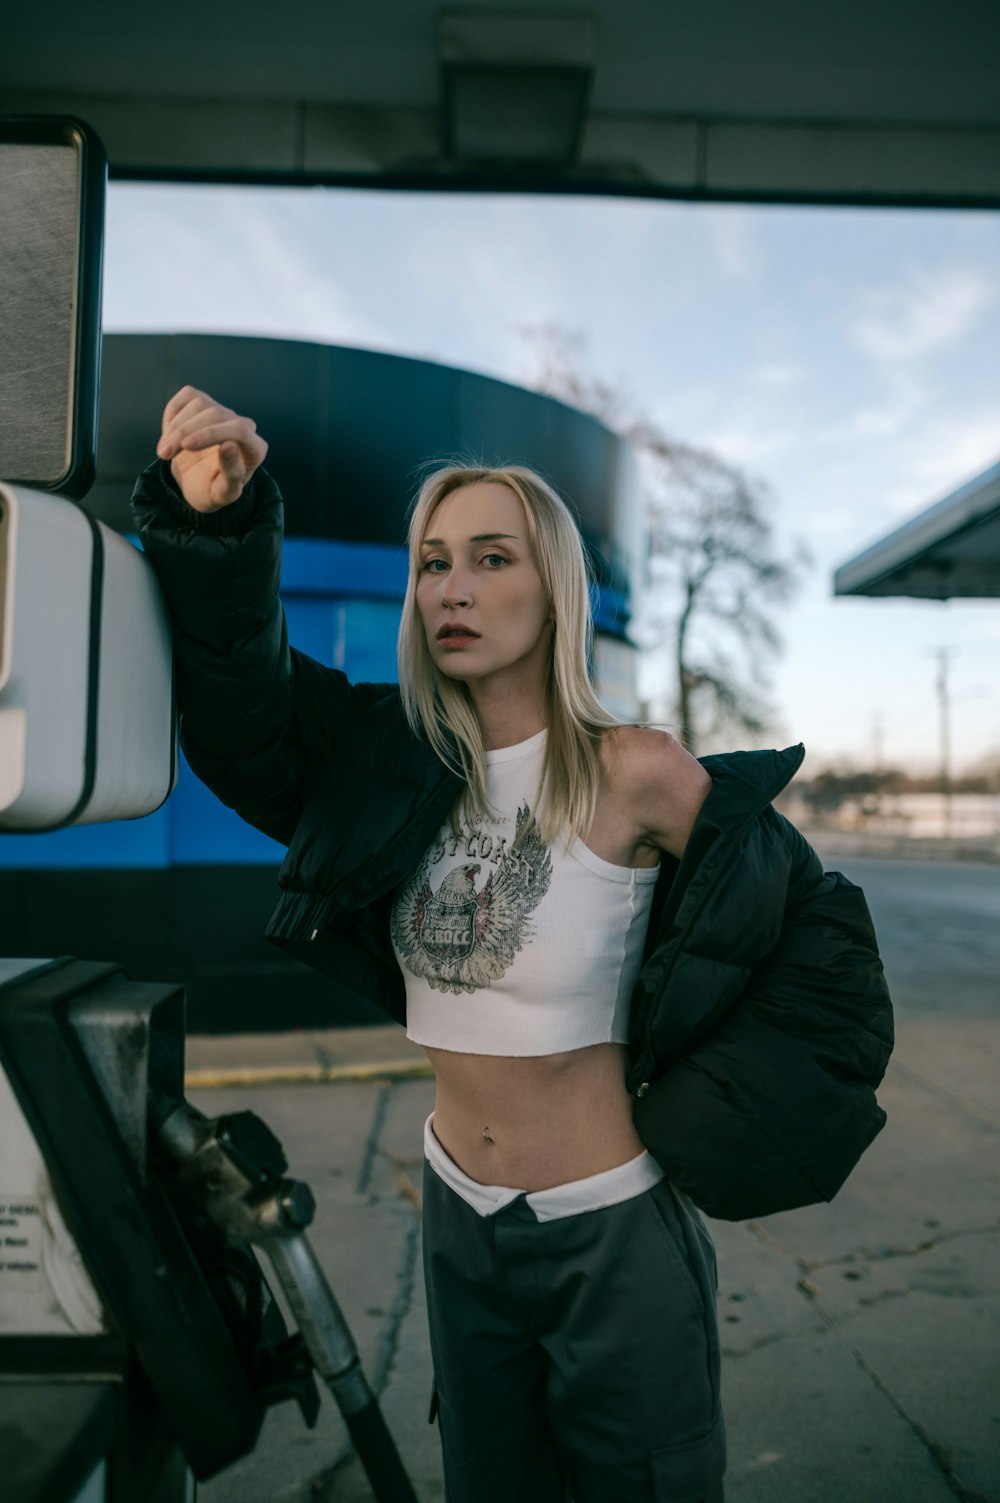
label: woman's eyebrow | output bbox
[420,532,520,546]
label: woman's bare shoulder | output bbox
[600,723,703,784]
[601,725,712,858]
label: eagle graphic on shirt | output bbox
[391,802,552,994]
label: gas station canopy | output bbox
[2,0,999,206]
[833,460,1000,600]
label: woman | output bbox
[135,387,890,1503]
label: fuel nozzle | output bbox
[148,1092,418,1501]
[153,1097,313,1242]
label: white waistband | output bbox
[423,1114,664,1222]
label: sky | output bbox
[103,183,1000,775]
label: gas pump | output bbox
[0,956,417,1503]
[0,118,419,1502]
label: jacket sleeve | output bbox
[742,810,893,1088]
[634,807,894,1220]
[130,459,392,845]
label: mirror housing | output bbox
[0,484,177,830]
[0,116,106,499]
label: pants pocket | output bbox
[673,1183,719,1293]
[642,1181,723,1426]
[649,1412,727,1502]
[642,1182,708,1316]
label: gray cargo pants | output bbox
[422,1158,727,1503]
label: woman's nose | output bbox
[441,575,472,608]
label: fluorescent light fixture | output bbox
[440,9,596,166]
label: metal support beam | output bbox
[4,92,1000,207]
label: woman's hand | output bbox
[155,386,269,512]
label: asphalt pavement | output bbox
[188,854,1000,1503]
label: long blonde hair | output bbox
[396,464,621,843]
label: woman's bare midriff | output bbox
[424,1040,645,1190]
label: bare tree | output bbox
[520,323,809,753]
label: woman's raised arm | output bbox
[131,387,391,845]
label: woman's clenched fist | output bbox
[156,386,269,512]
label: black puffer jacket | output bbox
[132,460,893,1222]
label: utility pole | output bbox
[927,647,957,839]
[871,712,884,774]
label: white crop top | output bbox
[390,729,659,1056]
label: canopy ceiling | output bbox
[3,0,999,205]
[834,462,1000,600]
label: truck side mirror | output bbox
[0,116,106,500]
[0,485,178,829]
[0,117,177,831]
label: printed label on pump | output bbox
[0,1196,43,1289]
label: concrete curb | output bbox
[183,1023,431,1090]
[184,1057,434,1090]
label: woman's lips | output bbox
[437,631,480,649]
[437,624,481,647]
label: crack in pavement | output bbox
[720,1329,790,1361]
[371,1208,420,1395]
[888,1059,1000,1135]
[310,1084,423,1503]
[793,1275,993,1503]
[745,1220,994,1503]
[312,1038,334,1072]
[380,1148,424,1213]
[748,1216,1000,1271]
[356,1079,391,1196]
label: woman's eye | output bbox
[482,554,509,568]
[422,558,448,572]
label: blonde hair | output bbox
[396,464,621,844]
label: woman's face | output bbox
[415,482,552,692]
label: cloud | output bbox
[804,505,863,540]
[104,185,392,350]
[849,266,997,363]
[705,207,762,284]
[818,370,934,443]
[398,198,571,380]
[700,422,798,467]
[749,362,806,389]
[879,411,1000,517]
